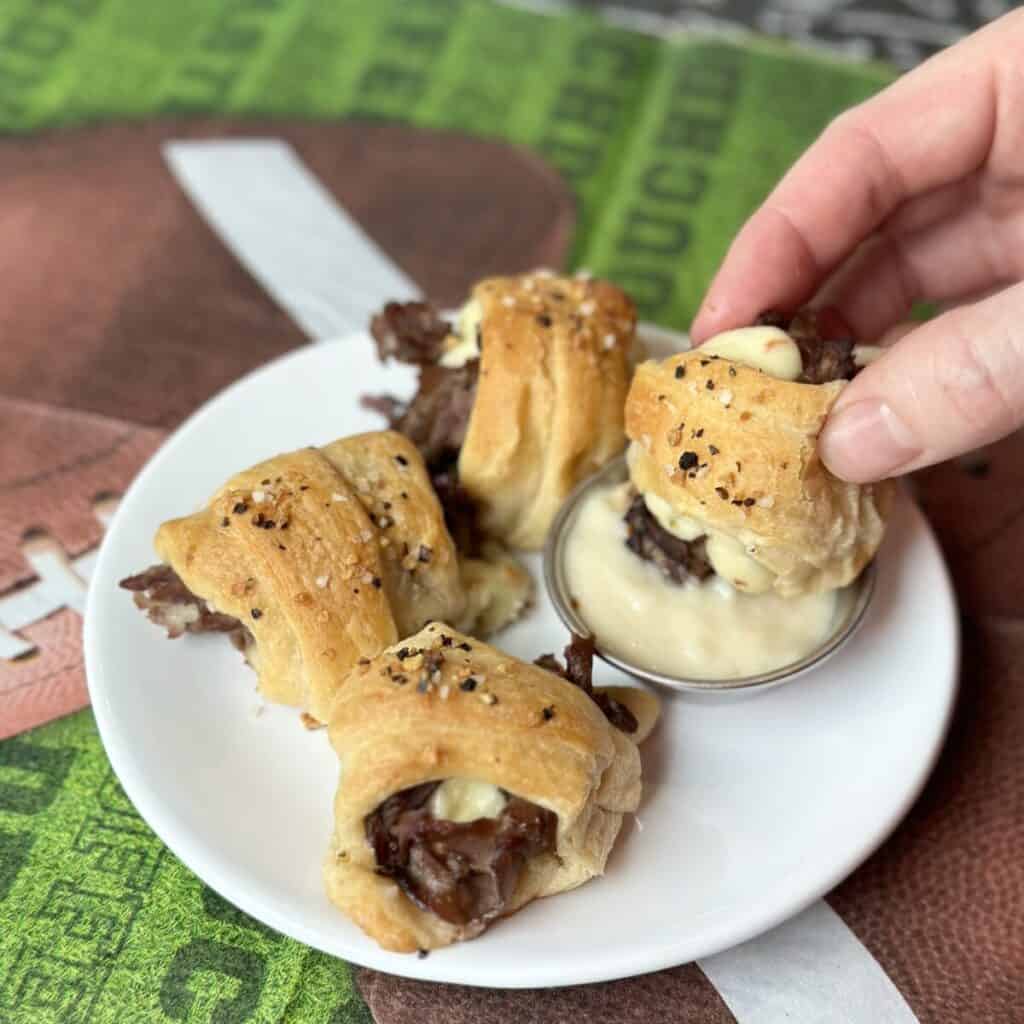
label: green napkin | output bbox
[0,3,894,1021]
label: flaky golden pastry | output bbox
[153,431,465,722]
[626,353,893,595]
[457,272,636,550]
[323,624,652,952]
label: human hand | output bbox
[690,10,1024,483]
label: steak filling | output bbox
[623,494,713,586]
[366,781,557,931]
[535,633,638,734]
[756,307,858,385]
[364,300,483,550]
[119,564,250,648]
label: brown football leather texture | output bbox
[0,117,574,430]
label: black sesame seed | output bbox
[233,502,248,514]
[280,520,289,530]
[542,706,555,721]
[536,313,552,327]
[417,544,432,563]
[700,359,710,367]
[706,380,715,390]
[300,485,309,491]
[441,636,453,648]
[221,517,230,527]
[397,647,411,660]
[674,365,686,379]
[394,454,408,466]
[278,544,287,551]
[695,428,704,438]
[383,501,392,510]
[716,487,729,500]
[261,478,270,485]
[251,608,262,619]
[679,451,699,471]
[732,499,743,506]
[744,497,756,507]
[458,642,472,652]
[417,949,429,960]
[460,678,477,692]
[729,366,737,377]
[708,445,719,455]
[371,576,382,589]
[400,491,409,500]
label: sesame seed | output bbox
[579,300,596,316]
[501,295,516,308]
[719,389,733,406]
[536,313,552,327]
[315,575,329,588]
[252,490,265,503]
[394,454,408,467]
[480,692,497,705]
[758,495,775,509]
[232,502,248,514]
[221,517,230,527]
[542,706,555,721]
[603,333,616,350]
[674,365,686,379]
[251,608,262,619]
[679,451,699,471]
[708,445,719,455]
[440,685,450,700]
[460,678,477,692]
[332,492,348,502]
[360,530,373,543]
[706,380,715,390]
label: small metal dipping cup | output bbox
[543,455,876,694]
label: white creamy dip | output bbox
[428,777,507,822]
[564,485,841,680]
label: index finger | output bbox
[689,11,1022,342]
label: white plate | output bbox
[84,329,959,988]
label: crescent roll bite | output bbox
[366,270,637,551]
[120,431,466,723]
[624,313,893,597]
[323,626,658,952]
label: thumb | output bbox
[819,283,1024,483]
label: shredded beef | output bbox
[120,564,248,641]
[756,307,857,384]
[535,634,638,734]
[624,495,713,585]
[429,461,484,557]
[366,781,556,931]
[364,301,484,550]
[370,301,452,365]
[392,362,480,468]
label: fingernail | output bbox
[819,399,922,482]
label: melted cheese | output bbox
[641,488,774,594]
[438,298,483,368]
[428,778,507,823]
[565,485,840,679]
[699,326,802,381]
